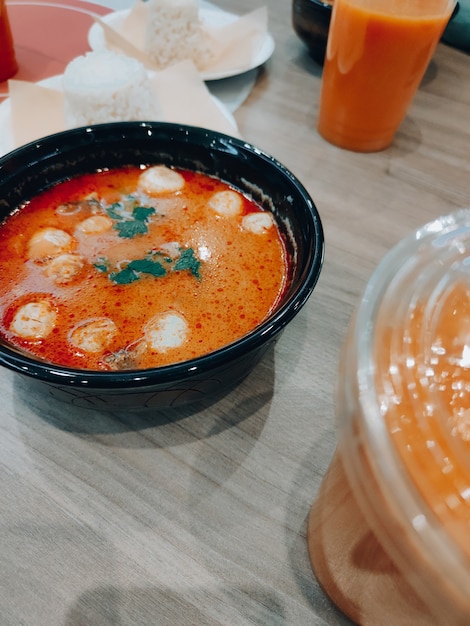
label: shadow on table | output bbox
[63,583,287,626]
[286,429,356,626]
[11,345,276,442]
[291,50,324,79]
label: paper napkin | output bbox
[104,2,268,75]
[7,59,240,152]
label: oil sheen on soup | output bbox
[0,165,289,370]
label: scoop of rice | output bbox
[62,51,160,128]
[143,0,213,70]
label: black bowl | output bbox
[0,122,324,410]
[292,0,333,65]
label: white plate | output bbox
[0,74,239,158]
[87,7,275,81]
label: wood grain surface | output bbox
[1,1,469,624]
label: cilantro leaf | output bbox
[113,219,150,238]
[127,258,167,277]
[97,246,201,286]
[173,248,201,278]
[109,267,140,284]
[133,206,155,221]
[106,201,157,239]
[106,202,125,220]
[93,257,109,273]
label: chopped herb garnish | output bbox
[133,206,156,221]
[109,267,140,284]
[127,258,167,277]
[106,202,126,221]
[105,198,157,238]
[95,247,202,284]
[93,257,109,273]
[113,219,150,239]
[173,247,201,278]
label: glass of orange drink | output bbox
[317,0,456,152]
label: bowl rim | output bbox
[0,121,324,389]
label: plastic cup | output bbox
[317,0,456,152]
[0,0,18,83]
[308,209,470,624]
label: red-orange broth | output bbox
[0,165,290,371]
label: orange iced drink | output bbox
[308,210,470,623]
[317,0,455,152]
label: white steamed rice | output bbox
[144,0,213,70]
[62,51,160,128]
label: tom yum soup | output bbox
[0,165,289,371]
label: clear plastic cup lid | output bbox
[348,208,470,611]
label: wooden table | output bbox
[1,1,469,624]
